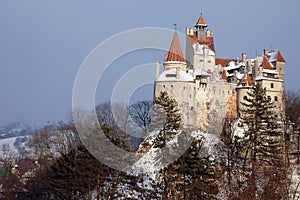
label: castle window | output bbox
[268,95,271,100]
[243,96,247,100]
[163,85,165,88]
[199,59,203,62]
[166,74,176,78]
[275,96,278,101]
[171,85,173,88]
[271,83,274,88]
[191,106,194,110]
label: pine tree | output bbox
[152,91,182,148]
[240,83,283,165]
[239,83,287,198]
[170,139,220,199]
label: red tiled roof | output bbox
[221,70,228,82]
[187,35,216,53]
[241,72,253,86]
[246,72,253,86]
[277,50,286,62]
[166,32,185,62]
[263,56,273,70]
[215,58,235,67]
[196,15,207,27]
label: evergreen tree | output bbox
[238,83,287,198]
[169,139,219,199]
[152,91,182,148]
[240,84,283,164]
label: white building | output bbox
[154,13,286,132]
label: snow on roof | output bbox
[156,68,194,82]
[255,69,283,81]
[261,68,278,74]
[268,50,286,63]
[194,68,209,76]
[269,51,277,62]
[223,61,243,71]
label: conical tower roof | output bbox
[165,32,185,62]
[277,50,286,62]
[195,13,208,27]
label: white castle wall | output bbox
[154,79,237,133]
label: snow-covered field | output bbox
[0,136,28,158]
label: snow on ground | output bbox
[131,130,222,181]
[231,118,248,139]
[290,165,300,199]
[0,136,28,158]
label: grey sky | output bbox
[0,0,299,125]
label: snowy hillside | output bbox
[0,136,29,158]
[132,130,222,179]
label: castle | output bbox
[154,13,286,132]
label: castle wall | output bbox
[276,61,285,80]
[257,79,285,118]
[154,80,237,133]
[193,53,215,72]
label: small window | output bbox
[271,83,274,88]
[275,96,278,101]
[166,74,176,78]
[243,96,247,100]
[171,85,173,88]
[199,59,203,62]
[191,106,194,110]
[268,95,271,100]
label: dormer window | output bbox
[166,74,176,78]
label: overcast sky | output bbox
[1,0,299,125]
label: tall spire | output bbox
[165,32,185,62]
[195,12,208,28]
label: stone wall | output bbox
[154,80,237,133]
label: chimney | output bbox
[235,58,240,65]
[176,67,180,79]
[193,66,196,78]
[253,59,259,79]
[264,48,268,57]
[242,52,246,63]
[234,71,238,83]
[156,61,161,79]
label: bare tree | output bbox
[285,90,300,123]
[129,100,152,132]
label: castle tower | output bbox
[194,12,208,40]
[163,31,187,71]
[255,55,285,119]
[186,13,216,73]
